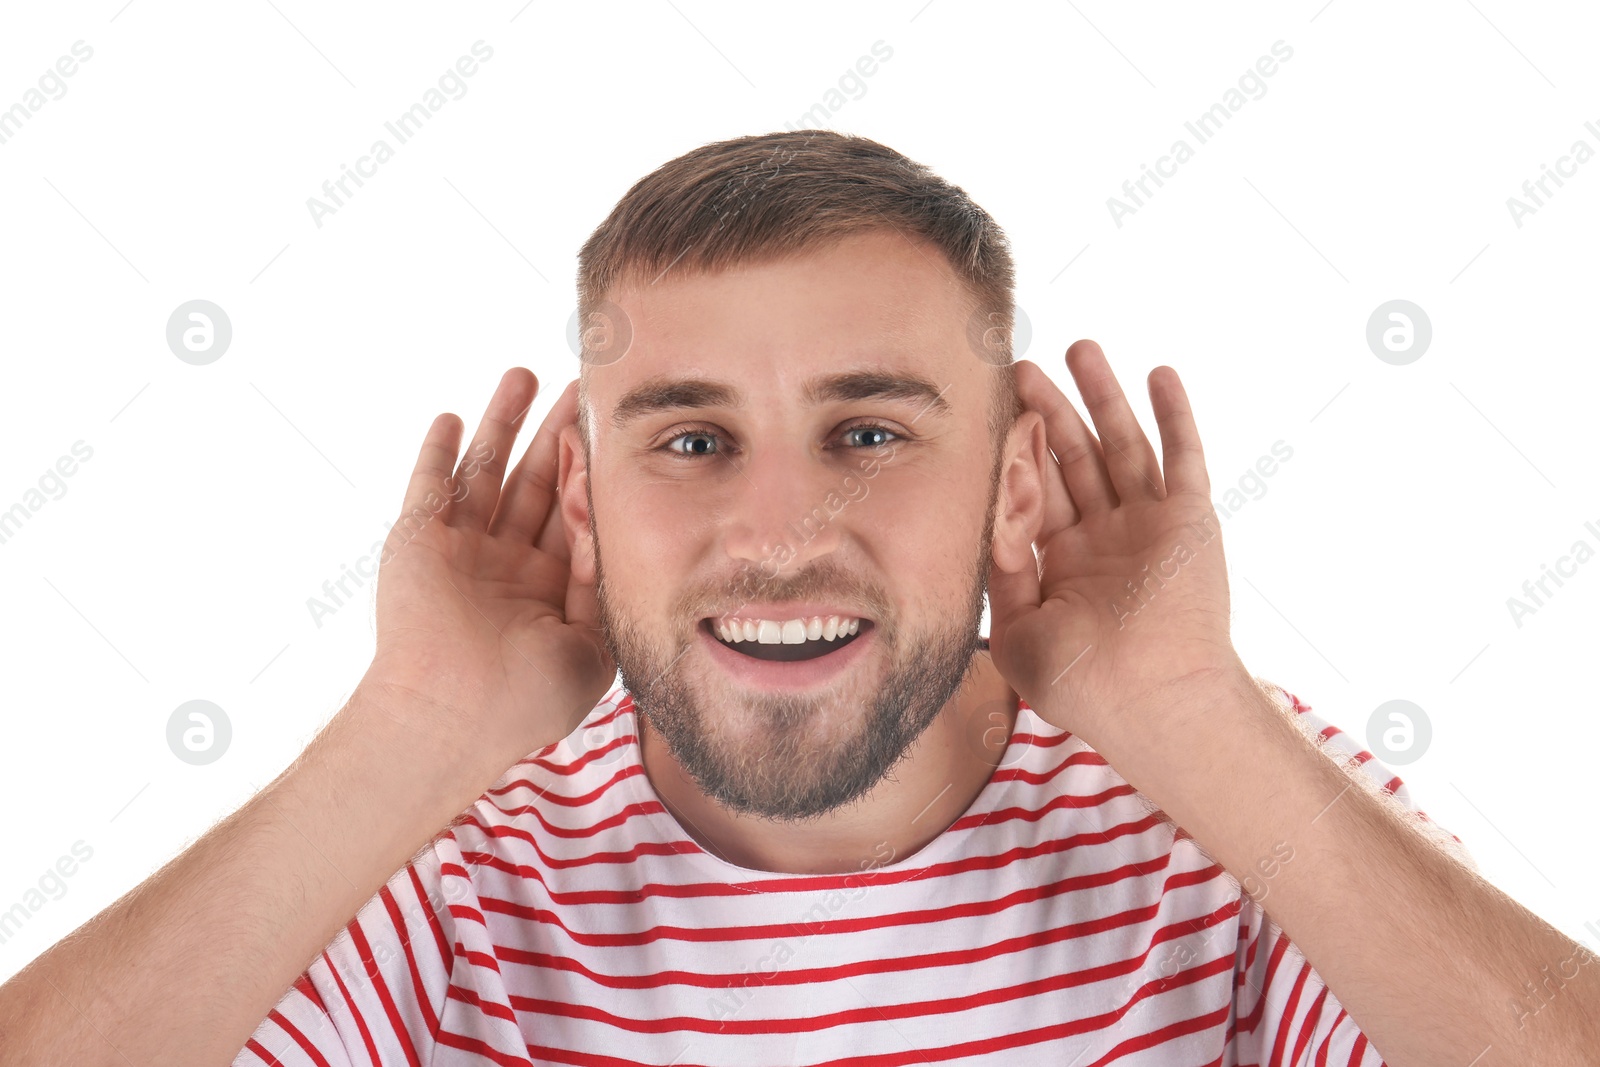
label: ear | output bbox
[990,409,1047,574]
[557,423,597,585]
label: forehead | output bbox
[586,229,982,421]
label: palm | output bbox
[378,527,593,702]
[988,343,1239,736]
[367,372,614,770]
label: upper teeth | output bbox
[715,616,862,644]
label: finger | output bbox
[1149,366,1210,497]
[1037,439,1080,534]
[490,379,579,545]
[449,368,539,530]
[1015,362,1083,531]
[566,556,605,633]
[985,550,1040,642]
[533,473,571,565]
[1065,339,1165,502]
[1017,358,1117,517]
[396,411,465,535]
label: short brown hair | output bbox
[575,130,1020,460]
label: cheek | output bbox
[857,476,990,575]
[597,480,718,592]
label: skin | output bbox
[556,229,1050,875]
[7,227,1594,1064]
[551,228,1600,1063]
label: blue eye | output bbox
[842,426,896,449]
[660,423,901,457]
[664,430,719,457]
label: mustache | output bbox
[676,565,893,626]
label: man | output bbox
[2,131,1595,1066]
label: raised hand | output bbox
[986,340,1242,740]
[362,369,616,774]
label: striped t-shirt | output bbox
[234,678,1469,1067]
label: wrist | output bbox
[1121,656,1259,725]
[325,678,514,820]
[1078,661,1282,801]
[1042,651,1254,748]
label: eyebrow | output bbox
[609,370,954,430]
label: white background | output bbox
[2,0,1596,983]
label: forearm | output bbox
[0,683,496,1067]
[1076,667,1600,1067]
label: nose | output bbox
[719,441,848,573]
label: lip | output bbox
[698,618,875,691]
[705,603,873,625]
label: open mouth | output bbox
[703,617,870,662]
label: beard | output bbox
[588,458,1003,823]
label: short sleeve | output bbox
[1229,680,1475,1065]
[1232,897,1387,1065]
[231,838,457,1067]
[1257,678,1475,872]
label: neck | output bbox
[637,649,1019,875]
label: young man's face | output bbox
[560,228,1016,821]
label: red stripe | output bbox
[451,801,1169,909]
[1237,921,1291,1037]
[348,916,422,1067]
[1081,1005,1231,1067]
[452,813,1149,903]
[487,876,1239,992]
[1269,957,1313,1066]
[1292,982,1332,1064]
[380,883,440,1039]
[946,781,1139,832]
[456,819,701,867]
[243,1037,286,1066]
[1315,1006,1348,1065]
[1223,920,1252,1048]
[483,696,1070,793]
[491,709,631,780]
[453,777,1138,879]
[519,1045,694,1067]
[262,683,1378,1064]
[482,762,647,808]
[1241,920,1262,975]
[1011,728,1077,749]
[451,940,504,975]
[448,816,1177,946]
[515,954,1231,1044]
[468,797,671,840]
[434,1025,536,1066]
[459,771,1133,873]
[991,748,1110,787]
[445,901,487,933]
[446,981,518,1023]
[265,1007,336,1067]
[294,972,326,1011]
[406,864,454,977]
[461,824,701,869]
[1293,692,1416,803]
[323,947,383,1067]
[474,730,1101,839]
